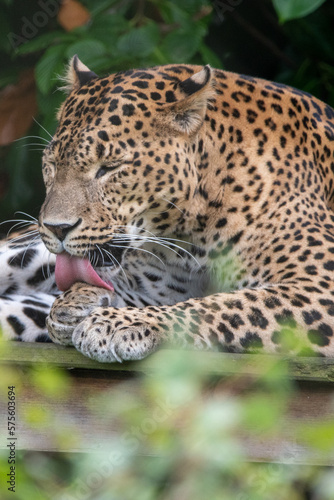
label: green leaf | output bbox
[15,31,73,55]
[3,135,41,213]
[37,88,65,136]
[81,0,121,16]
[117,23,160,58]
[88,14,128,46]
[0,67,19,89]
[299,421,334,451]
[0,10,10,51]
[29,366,70,398]
[199,44,223,68]
[159,0,211,25]
[272,0,327,22]
[242,394,286,434]
[65,39,107,68]
[161,28,202,63]
[177,0,211,13]
[158,2,189,25]
[23,404,51,427]
[35,44,67,94]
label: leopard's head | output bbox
[39,56,215,274]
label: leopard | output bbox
[1,54,334,362]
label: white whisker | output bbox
[43,248,54,280]
[111,235,185,261]
[108,224,194,247]
[14,211,38,222]
[1,220,36,229]
[15,143,47,148]
[5,222,38,241]
[7,229,39,241]
[106,242,166,268]
[101,247,129,286]
[83,239,92,261]
[33,117,53,139]
[7,231,40,251]
[162,197,186,216]
[109,234,201,268]
[13,135,50,144]
[96,245,105,267]
[18,235,40,269]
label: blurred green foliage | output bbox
[0,351,334,499]
[272,0,327,22]
[15,0,217,131]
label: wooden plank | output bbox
[1,341,334,381]
[0,342,333,464]
[0,370,333,464]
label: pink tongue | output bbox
[55,253,114,292]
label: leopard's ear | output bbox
[162,65,216,135]
[61,55,98,93]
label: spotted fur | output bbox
[1,56,334,361]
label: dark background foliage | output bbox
[0,0,333,226]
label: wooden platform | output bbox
[0,342,334,464]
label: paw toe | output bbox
[72,320,122,363]
[46,315,74,345]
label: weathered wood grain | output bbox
[0,343,333,464]
[1,342,334,381]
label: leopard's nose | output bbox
[44,218,82,242]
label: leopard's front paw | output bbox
[72,308,162,363]
[47,282,116,345]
